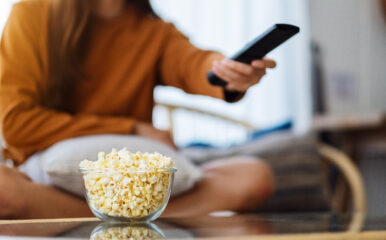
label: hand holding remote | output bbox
[212,57,277,92]
[208,24,300,88]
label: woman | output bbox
[0,0,276,219]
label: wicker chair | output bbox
[156,101,366,221]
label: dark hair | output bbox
[47,0,157,110]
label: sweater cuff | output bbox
[223,89,245,103]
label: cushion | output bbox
[19,135,202,197]
[181,131,331,212]
[180,131,313,163]
[254,139,330,212]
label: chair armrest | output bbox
[318,143,366,214]
[155,102,255,130]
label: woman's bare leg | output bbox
[0,156,274,219]
[24,184,94,219]
[0,164,92,219]
[163,156,275,217]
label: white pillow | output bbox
[180,131,316,163]
[19,135,202,197]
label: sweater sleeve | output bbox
[158,23,226,99]
[0,2,135,164]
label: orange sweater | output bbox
[0,0,227,164]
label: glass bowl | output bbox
[90,222,165,240]
[80,167,176,223]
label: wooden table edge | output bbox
[0,217,99,225]
[1,218,386,240]
[193,230,386,240]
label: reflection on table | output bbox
[90,222,165,239]
[0,213,386,239]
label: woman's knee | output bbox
[203,156,275,210]
[233,157,275,210]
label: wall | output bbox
[309,0,386,215]
[309,0,386,115]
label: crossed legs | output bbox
[0,156,274,219]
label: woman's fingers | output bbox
[211,57,275,92]
[213,62,249,91]
[222,59,255,76]
[251,58,276,69]
[213,61,244,82]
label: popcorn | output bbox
[80,148,175,219]
[91,225,163,240]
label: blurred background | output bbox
[1,0,385,214]
[150,0,386,149]
[152,0,311,146]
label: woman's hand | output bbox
[212,58,276,92]
[134,122,177,149]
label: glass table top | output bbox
[0,213,386,239]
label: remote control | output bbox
[208,24,300,87]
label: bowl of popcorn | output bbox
[79,148,176,223]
